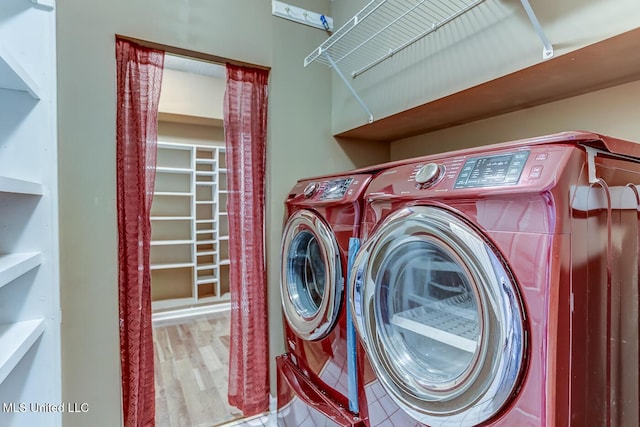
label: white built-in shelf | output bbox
[219,212,228,216]
[218,168,227,174]
[150,262,194,271]
[150,239,194,246]
[0,46,40,99]
[197,250,217,256]
[219,236,229,241]
[151,143,229,314]
[0,0,60,418]
[30,0,56,10]
[150,216,192,221]
[219,260,231,266]
[0,253,42,291]
[196,276,217,285]
[0,319,46,385]
[196,229,214,234]
[0,176,43,196]
[156,167,192,174]
[155,191,193,197]
[196,240,216,245]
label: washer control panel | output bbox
[454,150,530,188]
[319,177,354,200]
[415,163,442,187]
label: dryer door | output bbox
[281,209,342,341]
[351,205,525,427]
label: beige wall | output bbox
[330,0,640,134]
[57,1,389,426]
[159,68,226,122]
[158,121,225,146]
[390,79,640,159]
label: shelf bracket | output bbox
[323,52,374,124]
[520,0,554,59]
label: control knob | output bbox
[415,163,442,188]
[303,182,318,198]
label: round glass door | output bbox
[281,209,342,341]
[351,206,525,426]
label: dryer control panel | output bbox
[367,144,575,199]
[454,151,530,188]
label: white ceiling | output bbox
[164,54,226,79]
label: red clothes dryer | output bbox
[350,131,640,426]
[277,173,372,426]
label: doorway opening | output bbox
[151,54,241,426]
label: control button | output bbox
[303,182,318,198]
[529,165,544,179]
[535,153,548,161]
[415,163,442,187]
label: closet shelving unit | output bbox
[0,0,60,425]
[194,146,229,303]
[305,0,552,123]
[151,142,229,313]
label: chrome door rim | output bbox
[281,209,343,341]
[351,205,525,426]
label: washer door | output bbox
[351,206,525,426]
[281,209,343,341]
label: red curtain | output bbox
[115,38,164,427]
[224,63,270,416]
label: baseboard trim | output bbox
[152,302,231,322]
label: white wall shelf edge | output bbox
[0,319,46,385]
[0,47,41,99]
[0,176,44,195]
[30,0,55,10]
[0,253,42,290]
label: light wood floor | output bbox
[153,310,243,427]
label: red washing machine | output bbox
[277,173,373,426]
[349,131,640,426]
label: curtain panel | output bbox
[115,37,164,427]
[224,64,270,416]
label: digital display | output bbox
[454,151,529,189]
[319,178,353,200]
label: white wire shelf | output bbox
[306,0,488,77]
[304,0,553,123]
